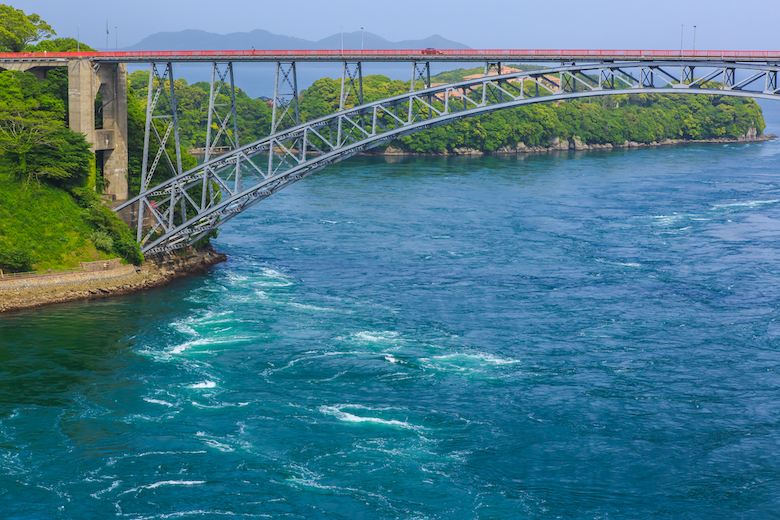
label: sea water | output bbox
[2,104,780,518]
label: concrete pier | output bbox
[67,60,129,201]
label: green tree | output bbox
[0,4,55,52]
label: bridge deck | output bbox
[1,49,779,64]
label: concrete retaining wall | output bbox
[0,265,137,292]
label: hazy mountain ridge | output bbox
[124,29,470,51]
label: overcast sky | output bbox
[11,0,780,52]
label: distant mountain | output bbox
[124,29,470,51]
[123,30,472,98]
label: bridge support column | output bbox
[67,60,128,201]
[97,64,129,201]
[68,60,97,152]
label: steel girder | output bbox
[116,60,780,255]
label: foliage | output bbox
[0,177,112,270]
[0,66,142,267]
[0,4,55,52]
[0,70,93,188]
[90,230,113,252]
[296,72,766,154]
[27,37,95,53]
[70,187,144,265]
[128,71,273,151]
[0,246,33,273]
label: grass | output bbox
[0,176,114,270]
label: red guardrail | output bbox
[1,49,779,60]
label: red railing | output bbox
[1,49,779,60]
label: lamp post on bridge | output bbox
[361,27,364,51]
[693,25,697,54]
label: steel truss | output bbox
[118,60,780,255]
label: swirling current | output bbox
[2,104,780,519]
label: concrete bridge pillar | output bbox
[97,64,129,201]
[67,60,128,201]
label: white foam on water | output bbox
[195,432,235,452]
[595,258,641,268]
[120,480,207,496]
[652,214,687,225]
[90,480,120,499]
[249,267,294,287]
[203,439,235,452]
[252,279,294,288]
[427,352,521,366]
[320,219,339,224]
[384,354,400,364]
[143,398,176,408]
[351,330,400,343]
[187,381,217,389]
[132,511,267,519]
[167,335,255,356]
[287,302,336,312]
[148,480,206,490]
[318,404,423,432]
[226,274,250,284]
[712,199,780,209]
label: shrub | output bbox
[90,230,113,252]
[0,247,34,273]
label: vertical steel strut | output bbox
[205,62,241,197]
[271,61,299,133]
[138,61,182,241]
[338,61,364,146]
[410,61,432,122]
[270,61,300,173]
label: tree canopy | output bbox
[0,4,55,52]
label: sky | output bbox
[11,0,780,52]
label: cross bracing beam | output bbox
[115,60,780,255]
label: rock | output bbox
[452,147,483,155]
[382,146,406,155]
[571,137,589,151]
[549,137,569,151]
[738,127,758,141]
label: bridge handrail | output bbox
[2,49,780,61]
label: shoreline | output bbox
[365,133,777,157]
[0,247,226,314]
[1,133,775,314]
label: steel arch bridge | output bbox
[115,58,780,255]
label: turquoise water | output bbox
[3,112,780,518]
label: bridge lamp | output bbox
[361,27,364,51]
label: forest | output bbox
[127,66,766,166]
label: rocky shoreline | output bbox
[370,131,777,157]
[2,131,774,314]
[0,246,226,313]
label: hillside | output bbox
[0,38,143,273]
[123,29,470,52]
[0,178,114,271]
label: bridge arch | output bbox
[115,60,780,254]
